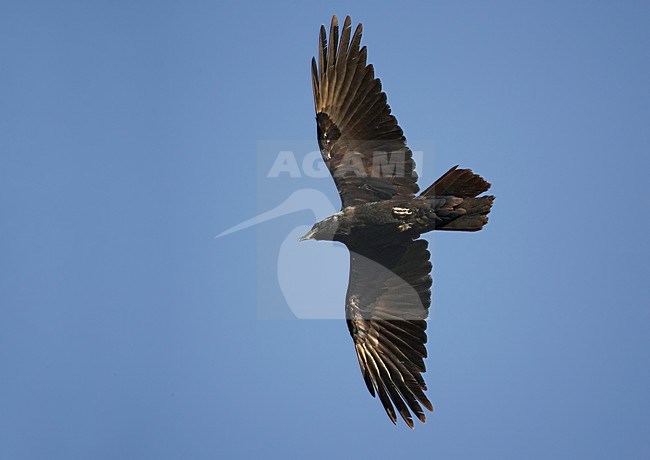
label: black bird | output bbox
[301,15,495,428]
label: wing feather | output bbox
[312,16,419,207]
[361,345,398,424]
[346,240,434,427]
[364,344,416,428]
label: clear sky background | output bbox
[2,1,650,458]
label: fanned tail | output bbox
[438,195,494,231]
[421,165,494,232]
[420,165,490,198]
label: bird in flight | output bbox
[302,15,495,428]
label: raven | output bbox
[301,15,494,428]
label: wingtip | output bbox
[329,16,339,44]
[311,56,318,76]
[398,407,415,429]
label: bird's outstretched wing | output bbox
[346,240,433,428]
[311,16,419,208]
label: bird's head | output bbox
[298,214,343,242]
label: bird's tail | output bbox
[421,165,494,232]
[439,195,495,231]
[420,165,491,198]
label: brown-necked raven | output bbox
[301,15,495,428]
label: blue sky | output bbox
[2,1,650,458]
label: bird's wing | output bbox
[346,239,433,428]
[311,16,419,208]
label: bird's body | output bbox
[306,194,488,246]
[303,15,495,428]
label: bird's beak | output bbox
[298,229,316,241]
